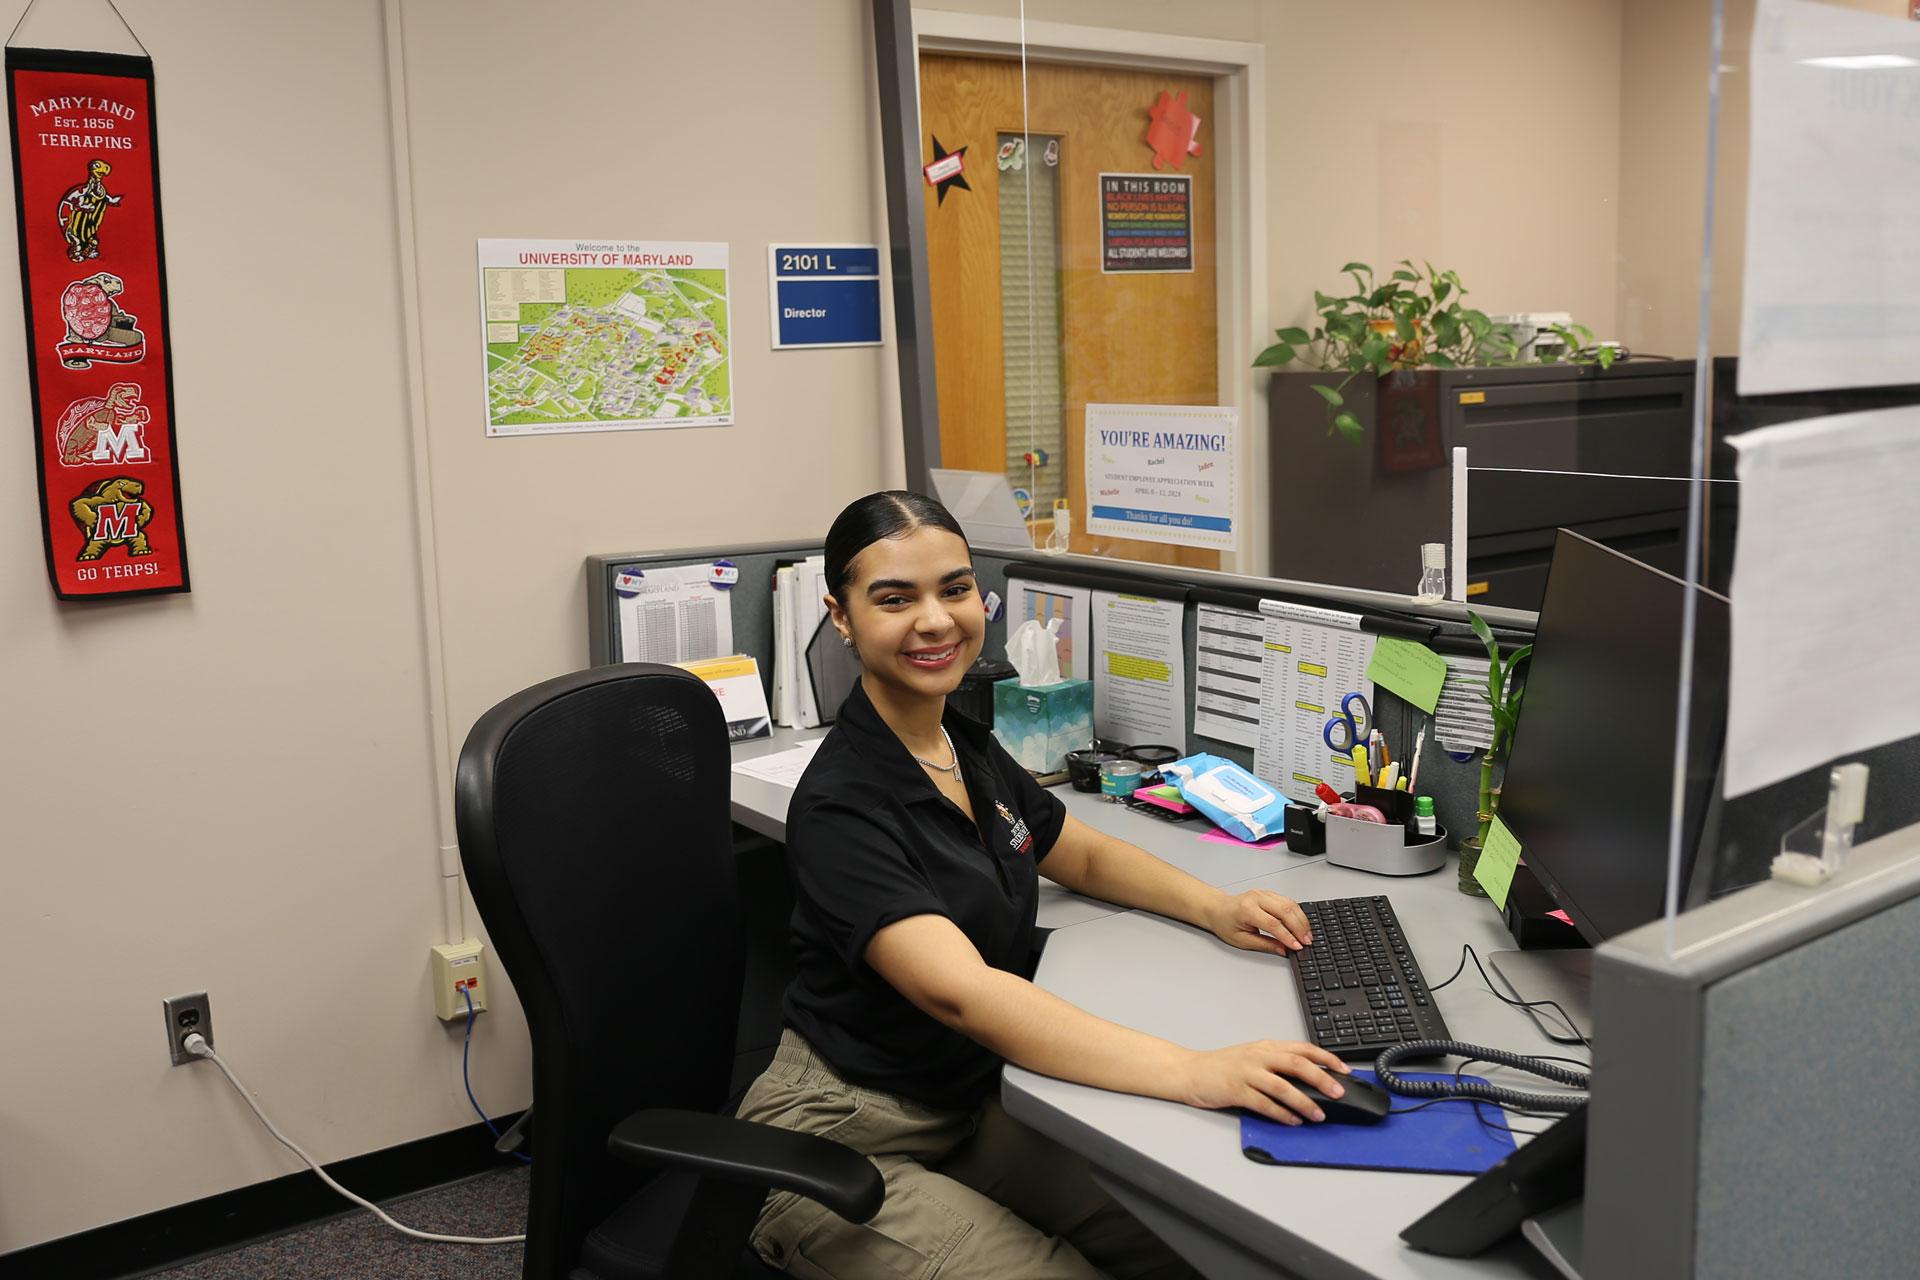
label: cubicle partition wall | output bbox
[1585,825,1920,1278]
[586,540,826,677]
[586,540,1539,853]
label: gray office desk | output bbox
[727,732,1308,930]
[1004,858,1570,1280]
[730,725,830,840]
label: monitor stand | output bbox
[1488,950,1593,1046]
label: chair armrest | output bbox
[607,1108,884,1224]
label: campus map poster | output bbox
[478,239,731,436]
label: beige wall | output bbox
[925,0,1626,352]
[1619,0,1912,359]
[1258,1,1623,344]
[0,0,451,1250]
[1,0,896,1252]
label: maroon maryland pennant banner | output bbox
[8,47,188,598]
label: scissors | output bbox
[1323,692,1373,754]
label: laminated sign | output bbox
[8,47,188,598]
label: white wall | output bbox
[0,0,451,1250]
[0,0,897,1252]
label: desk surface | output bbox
[729,727,1307,930]
[1004,857,1569,1280]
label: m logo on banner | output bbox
[93,502,139,540]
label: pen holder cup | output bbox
[1352,784,1415,826]
[1326,815,1447,877]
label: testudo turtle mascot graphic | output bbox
[70,476,155,560]
[58,158,123,262]
[56,383,150,467]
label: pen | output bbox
[1350,744,1372,787]
[1407,725,1428,795]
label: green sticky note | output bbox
[1474,815,1523,909]
[1366,637,1448,713]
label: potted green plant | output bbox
[1254,261,1515,443]
[1457,611,1532,896]
[1254,262,1620,444]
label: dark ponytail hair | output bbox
[823,491,970,600]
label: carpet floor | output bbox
[143,1165,529,1280]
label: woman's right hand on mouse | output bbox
[1177,1041,1351,1125]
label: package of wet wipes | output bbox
[1161,753,1293,843]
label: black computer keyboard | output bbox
[1289,895,1451,1059]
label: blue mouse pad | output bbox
[1238,1069,1518,1176]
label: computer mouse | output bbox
[1293,1074,1391,1125]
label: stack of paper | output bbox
[772,555,831,728]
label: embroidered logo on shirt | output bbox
[996,800,1033,855]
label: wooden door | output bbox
[920,54,1220,569]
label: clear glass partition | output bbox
[897,1,1920,968]
[1660,0,1920,954]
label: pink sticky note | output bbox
[1133,789,1194,815]
[1548,909,1574,926]
[1198,827,1286,850]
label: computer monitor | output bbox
[1496,529,1730,947]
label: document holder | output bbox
[1326,813,1447,876]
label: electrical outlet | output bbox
[162,992,212,1066]
[430,940,487,1021]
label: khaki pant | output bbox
[736,1029,1198,1280]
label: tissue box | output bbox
[992,679,1093,773]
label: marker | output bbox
[1351,744,1372,787]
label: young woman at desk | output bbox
[737,491,1351,1280]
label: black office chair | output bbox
[455,663,884,1280]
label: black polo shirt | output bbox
[780,679,1067,1110]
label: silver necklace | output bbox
[911,725,961,781]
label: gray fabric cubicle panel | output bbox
[1587,828,1920,1278]
[1693,899,1920,1277]
[585,543,824,697]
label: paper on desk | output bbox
[1252,600,1376,792]
[1433,655,1496,754]
[618,563,734,664]
[1739,0,1920,394]
[1192,603,1263,747]
[1725,406,1920,795]
[1197,826,1286,850]
[1092,591,1186,746]
[730,738,826,788]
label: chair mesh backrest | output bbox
[455,664,742,1277]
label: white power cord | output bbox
[180,1032,525,1246]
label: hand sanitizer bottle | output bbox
[1045,498,1072,555]
[1414,543,1446,602]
